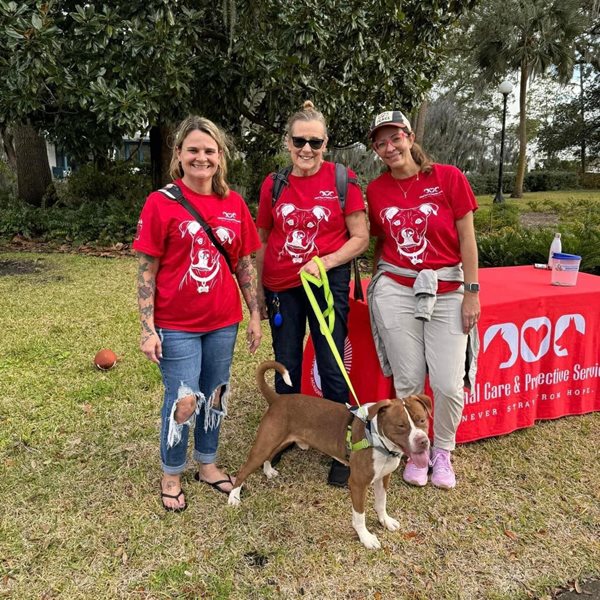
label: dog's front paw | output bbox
[263,462,279,479]
[359,530,381,550]
[380,515,400,531]
[228,488,241,507]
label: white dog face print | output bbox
[179,221,234,293]
[380,203,439,265]
[276,203,330,263]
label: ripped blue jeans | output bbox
[157,325,238,475]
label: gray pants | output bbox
[370,276,467,450]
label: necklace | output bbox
[393,172,420,199]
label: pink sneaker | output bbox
[430,448,456,489]
[402,458,429,487]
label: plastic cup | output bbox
[551,252,581,286]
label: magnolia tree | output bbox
[0,0,475,203]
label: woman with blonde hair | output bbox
[255,101,369,487]
[134,115,262,511]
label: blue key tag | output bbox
[272,294,283,328]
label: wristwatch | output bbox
[464,282,480,293]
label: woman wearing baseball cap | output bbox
[366,110,480,489]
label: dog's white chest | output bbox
[371,450,401,482]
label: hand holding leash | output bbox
[300,257,360,406]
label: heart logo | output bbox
[523,322,550,358]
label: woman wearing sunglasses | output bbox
[366,110,480,490]
[255,101,369,486]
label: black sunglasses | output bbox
[291,136,325,150]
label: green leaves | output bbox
[0,0,473,164]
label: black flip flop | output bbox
[160,488,187,512]
[194,472,234,495]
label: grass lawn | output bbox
[476,189,600,208]
[1,251,599,599]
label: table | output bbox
[301,266,600,443]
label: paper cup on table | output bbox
[551,253,581,286]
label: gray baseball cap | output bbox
[369,110,412,139]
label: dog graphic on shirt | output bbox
[380,203,438,265]
[276,203,330,263]
[179,221,234,293]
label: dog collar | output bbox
[346,404,403,458]
[369,416,403,458]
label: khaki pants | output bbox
[370,276,467,450]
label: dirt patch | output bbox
[520,212,560,228]
[0,235,135,258]
[554,578,600,599]
[0,258,47,277]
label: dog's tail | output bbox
[256,360,292,405]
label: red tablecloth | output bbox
[301,266,600,443]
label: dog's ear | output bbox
[367,399,392,420]
[418,203,439,216]
[277,203,295,218]
[180,220,201,238]
[380,207,399,222]
[413,394,433,417]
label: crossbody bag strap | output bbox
[159,183,234,273]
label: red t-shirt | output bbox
[133,179,261,332]
[256,161,365,291]
[366,163,478,293]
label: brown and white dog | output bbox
[228,361,432,549]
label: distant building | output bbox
[46,132,151,178]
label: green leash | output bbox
[300,257,361,407]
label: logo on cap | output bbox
[374,111,394,127]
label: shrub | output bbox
[524,170,579,192]
[57,161,151,209]
[474,202,520,233]
[580,172,600,189]
[0,160,151,245]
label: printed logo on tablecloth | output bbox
[310,337,353,395]
[483,314,585,368]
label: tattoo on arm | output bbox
[137,253,159,335]
[235,255,259,313]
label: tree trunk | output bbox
[0,124,17,170]
[511,62,528,198]
[413,98,429,144]
[579,63,586,174]
[14,123,54,207]
[150,118,175,189]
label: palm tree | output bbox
[471,0,585,197]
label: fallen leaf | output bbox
[403,531,419,539]
[374,592,382,600]
[122,551,128,565]
[574,580,582,593]
[82,403,93,415]
[504,529,518,540]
